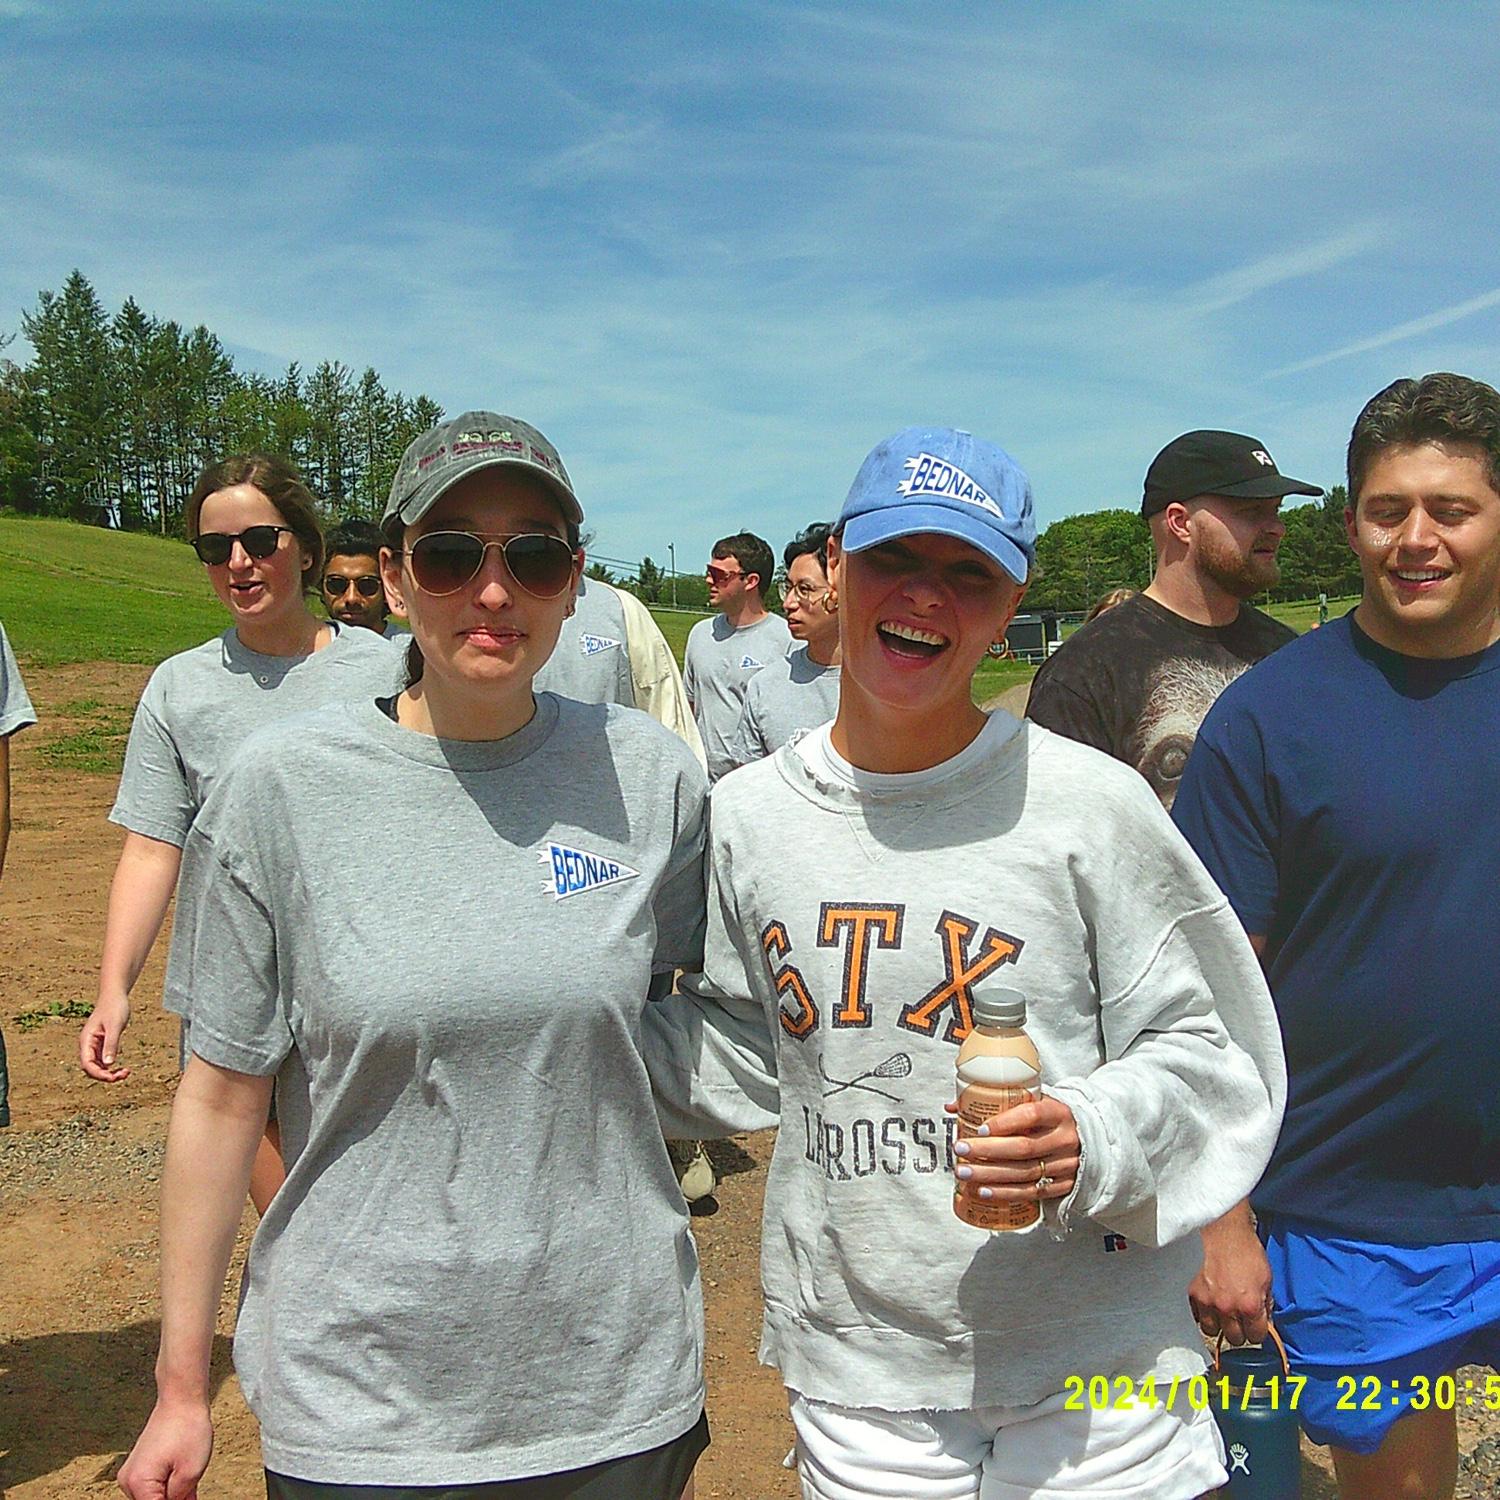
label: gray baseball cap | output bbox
[383,412,583,528]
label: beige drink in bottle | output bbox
[954,986,1041,1232]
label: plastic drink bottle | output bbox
[954,986,1041,1232]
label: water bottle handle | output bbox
[1212,1318,1290,1376]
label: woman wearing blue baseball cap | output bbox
[647,426,1286,1499]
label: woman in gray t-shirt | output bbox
[78,455,398,1209]
[119,416,711,1500]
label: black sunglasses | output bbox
[323,574,383,598]
[399,531,576,599]
[193,525,295,566]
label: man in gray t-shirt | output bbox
[726,522,840,771]
[683,530,792,780]
[0,619,38,1127]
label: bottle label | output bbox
[954,1086,1039,1232]
[956,1085,1034,1132]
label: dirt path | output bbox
[4,666,1497,1498]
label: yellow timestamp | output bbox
[1062,1373,1306,1412]
[1336,1374,1500,1411]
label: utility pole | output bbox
[668,542,677,606]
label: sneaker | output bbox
[671,1140,717,1203]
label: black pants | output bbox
[265,1411,709,1500]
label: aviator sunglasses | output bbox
[192,525,295,565]
[398,531,577,599]
[323,573,383,598]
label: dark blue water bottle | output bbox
[1212,1326,1302,1498]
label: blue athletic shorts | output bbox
[1259,1215,1500,1453]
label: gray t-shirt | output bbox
[683,611,792,781]
[534,576,635,706]
[168,694,709,1486]
[111,623,400,847]
[0,622,37,738]
[727,646,839,770]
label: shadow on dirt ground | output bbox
[0,1322,234,1490]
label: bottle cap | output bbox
[972,987,1027,1029]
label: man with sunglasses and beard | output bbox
[684,531,792,782]
[322,517,406,638]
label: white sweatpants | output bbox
[789,1387,1226,1500]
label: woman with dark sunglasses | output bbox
[119,414,711,1500]
[79,454,398,1210]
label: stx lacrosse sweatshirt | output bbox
[646,712,1285,1411]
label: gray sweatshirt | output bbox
[168,695,709,1484]
[645,714,1286,1412]
[533,575,635,705]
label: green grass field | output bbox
[1,516,227,666]
[0,515,1345,773]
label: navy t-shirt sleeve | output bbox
[1171,696,1279,937]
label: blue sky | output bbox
[4,0,1499,573]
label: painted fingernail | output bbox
[975,1124,990,1137]
[956,1165,973,1180]
[954,1141,971,1156]
[978,1187,994,1199]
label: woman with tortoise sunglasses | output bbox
[121,414,711,1500]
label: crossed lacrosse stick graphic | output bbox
[819,1052,913,1102]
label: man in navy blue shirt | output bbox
[1173,372,1500,1499]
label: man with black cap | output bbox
[1026,430,1320,808]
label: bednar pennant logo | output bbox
[898,454,1002,517]
[540,842,640,899]
[580,633,622,656]
[740,654,764,670]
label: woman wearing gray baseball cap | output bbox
[120,413,711,1499]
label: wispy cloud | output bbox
[1268,287,1500,377]
[2,1,1497,560]
[1184,227,1385,318]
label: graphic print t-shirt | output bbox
[1025,592,1294,807]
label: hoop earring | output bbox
[824,589,838,614]
[987,640,1010,659]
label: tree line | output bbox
[1,272,1361,608]
[0,271,444,533]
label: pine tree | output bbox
[20,270,117,519]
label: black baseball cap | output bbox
[1142,430,1321,518]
